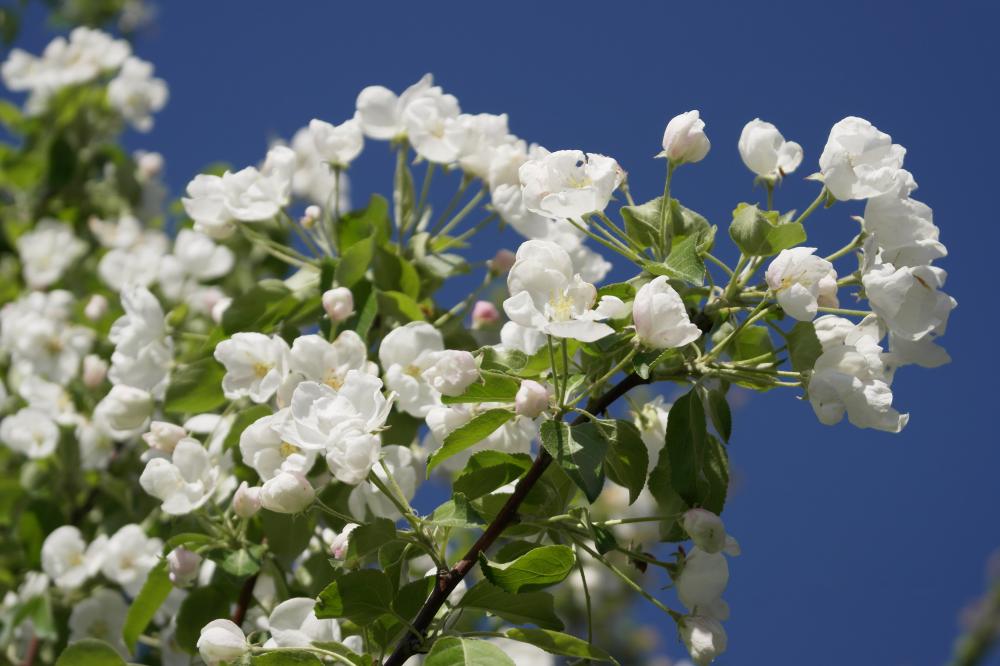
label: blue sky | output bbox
[15,1,1000,664]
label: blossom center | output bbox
[279,441,300,458]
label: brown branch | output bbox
[383,373,649,666]
[231,573,259,627]
[19,636,40,666]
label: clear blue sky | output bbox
[17,2,1000,664]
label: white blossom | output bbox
[158,229,234,301]
[633,395,670,459]
[167,547,201,587]
[499,321,547,356]
[197,619,249,665]
[503,240,614,343]
[142,421,187,454]
[322,287,354,322]
[286,124,351,208]
[68,589,129,658]
[424,404,535,472]
[737,118,802,179]
[239,411,316,481]
[41,526,106,590]
[632,276,702,349]
[379,322,445,417]
[348,445,423,519]
[680,615,728,666]
[276,373,394,485]
[94,215,168,292]
[515,380,550,418]
[107,56,168,132]
[765,247,838,321]
[308,118,364,168]
[139,437,229,514]
[260,471,315,514]
[0,408,59,459]
[863,262,956,341]
[16,220,86,289]
[100,523,162,596]
[676,547,729,611]
[215,332,290,403]
[519,150,622,219]
[232,481,262,518]
[818,116,906,200]
[862,172,946,267]
[406,92,462,163]
[661,110,711,164]
[108,284,173,397]
[682,509,727,554]
[420,349,480,397]
[264,598,341,648]
[0,290,92,384]
[355,73,449,140]
[93,385,153,436]
[446,112,515,179]
[287,331,376,394]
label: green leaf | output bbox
[700,435,730,515]
[701,388,733,443]
[337,194,391,250]
[620,198,662,250]
[429,493,484,528]
[505,628,618,663]
[647,448,688,542]
[440,370,520,405]
[315,569,394,625]
[55,639,127,666]
[252,652,324,665]
[162,532,216,551]
[664,388,707,506]
[425,637,515,666]
[459,581,564,630]
[373,245,421,299]
[767,221,807,253]
[597,419,649,504]
[221,279,295,334]
[662,233,706,285]
[376,290,426,323]
[222,545,264,577]
[345,518,397,562]
[539,421,607,503]
[786,320,823,373]
[729,203,772,256]
[175,587,233,654]
[731,325,775,366]
[453,451,532,500]
[336,235,374,287]
[122,562,172,652]
[261,511,314,567]
[427,408,515,472]
[479,544,576,593]
[164,358,226,414]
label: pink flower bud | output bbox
[330,523,359,559]
[84,294,108,321]
[167,546,202,587]
[471,300,500,329]
[232,481,262,518]
[515,380,550,418]
[82,354,108,389]
[489,249,516,275]
[322,287,354,323]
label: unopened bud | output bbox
[84,294,108,321]
[471,300,500,329]
[488,249,516,275]
[322,287,354,323]
[167,546,202,587]
[232,481,262,518]
[515,380,550,418]
[82,354,108,389]
[142,421,187,454]
[260,472,314,514]
[330,523,359,559]
[211,297,232,325]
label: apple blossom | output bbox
[322,286,355,322]
[157,229,235,300]
[819,116,906,200]
[264,597,341,648]
[515,379,550,418]
[446,112,514,178]
[737,118,803,179]
[232,481,262,518]
[286,123,352,207]
[68,589,130,658]
[41,526,106,590]
[167,547,202,587]
[661,110,711,164]
[0,290,93,385]
[197,619,249,665]
[139,437,229,514]
[94,385,153,434]
[379,321,446,417]
[863,262,956,342]
[260,471,315,514]
[0,407,59,459]
[81,354,108,389]
[676,547,729,611]
[489,248,516,274]
[100,523,162,595]
[420,349,480,397]
[682,509,727,554]
[632,276,702,349]
[108,284,173,396]
[503,240,614,343]
[142,420,187,454]
[215,332,290,403]
[329,523,359,559]
[680,615,728,666]
[83,294,108,321]
[276,373,394,485]
[287,331,375,393]
[355,73,444,140]
[107,56,168,132]
[471,300,500,328]
[307,117,364,168]
[633,396,670,458]
[239,411,316,480]
[16,219,87,289]
[348,445,424,519]
[499,321,547,355]
[765,247,838,321]
[519,150,622,219]
[424,404,534,472]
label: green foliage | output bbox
[540,421,608,503]
[55,639,126,666]
[479,544,576,593]
[427,408,516,471]
[597,419,649,504]
[122,562,172,652]
[787,320,823,372]
[163,357,226,414]
[729,203,806,256]
[315,569,394,625]
[440,370,520,405]
[425,637,515,666]
[458,581,564,630]
[452,451,532,499]
[175,587,234,654]
[505,628,618,663]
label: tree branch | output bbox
[383,373,649,666]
